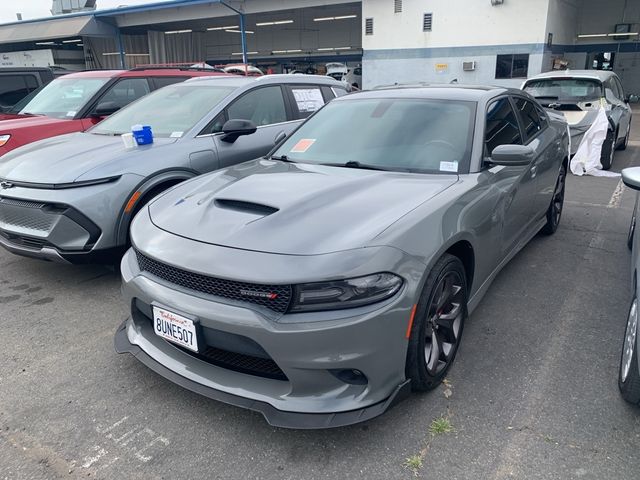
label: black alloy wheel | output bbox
[541,163,566,235]
[601,130,616,170]
[407,254,467,391]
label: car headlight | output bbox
[289,273,403,313]
[0,134,10,147]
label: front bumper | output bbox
[115,321,411,429]
[0,175,141,263]
[116,219,424,427]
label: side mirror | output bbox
[92,101,120,117]
[489,144,535,166]
[622,167,640,191]
[221,119,257,143]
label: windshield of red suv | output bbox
[523,78,603,102]
[19,77,110,119]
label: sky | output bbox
[0,1,171,23]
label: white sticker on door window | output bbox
[292,89,325,113]
[440,161,459,172]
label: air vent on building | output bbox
[394,0,402,13]
[365,18,374,35]
[423,13,433,32]
[463,61,476,71]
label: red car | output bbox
[0,68,227,156]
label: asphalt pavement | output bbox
[1,115,640,480]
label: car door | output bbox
[613,76,632,142]
[485,96,537,256]
[512,96,559,217]
[604,77,631,144]
[212,84,298,168]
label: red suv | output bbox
[0,68,227,156]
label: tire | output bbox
[628,204,636,251]
[618,121,631,151]
[406,254,468,391]
[541,163,566,235]
[600,130,615,170]
[619,296,640,405]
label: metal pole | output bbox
[116,29,126,69]
[239,12,247,65]
[221,1,248,66]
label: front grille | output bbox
[135,250,292,313]
[0,230,47,250]
[179,345,288,381]
[0,197,46,209]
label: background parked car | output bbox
[114,85,569,428]
[0,67,227,156]
[522,70,633,170]
[0,75,347,264]
[0,67,71,113]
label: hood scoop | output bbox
[214,198,279,216]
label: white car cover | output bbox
[569,108,620,177]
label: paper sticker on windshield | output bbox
[291,139,315,153]
[170,131,183,138]
[66,111,76,117]
[440,161,458,172]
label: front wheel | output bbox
[541,163,566,235]
[619,296,640,405]
[406,254,468,391]
[600,131,616,170]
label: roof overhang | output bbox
[0,15,115,45]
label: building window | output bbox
[394,0,402,13]
[495,54,529,79]
[423,13,433,32]
[365,18,374,35]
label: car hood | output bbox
[148,159,457,255]
[0,114,70,130]
[0,132,177,184]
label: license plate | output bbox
[153,306,198,352]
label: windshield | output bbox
[523,78,603,101]
[91,84,236,137]
[19,77,110,119]
[273,98,476,174]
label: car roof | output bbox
[343,84,514,102]
[525,70,616,82]
[55,69,231,80]
[183,73,346,87]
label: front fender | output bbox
[114,169,198,245]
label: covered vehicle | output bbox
[115,85,570,428]
[0,68,227,156]
[0,75,348,263]
[522,70,632,169]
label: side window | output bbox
[536,105,549,128]
[513,97,543,141]
[227,86,287,126]
[485,98,522,156]
[98,78,151,110]
[614,78,625,100]
[604,79,619,103]
[206,112,227,135]
[331,86,348,97]
[289,86,326,119]
[24,75,39,91]
[151,76,187,90]
[0,75,29,109]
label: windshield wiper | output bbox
[321,161,391,171]
[270,154,296,163]
[534,95,559,100]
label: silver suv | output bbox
[523,70,633,170]
[0,74,348,264]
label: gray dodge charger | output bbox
[115,85,570,428]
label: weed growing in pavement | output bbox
[429,416,453,436]
[404,454,423,475]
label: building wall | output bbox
[362,0,550,88]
